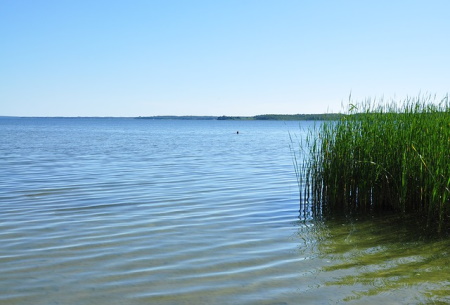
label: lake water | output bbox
[0,117,448,305]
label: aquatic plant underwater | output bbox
[293,94,450,235]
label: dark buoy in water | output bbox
[236,131,239,134]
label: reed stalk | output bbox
[299,94,450,234]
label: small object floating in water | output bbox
[236,131,239,134]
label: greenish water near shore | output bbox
[300,214,450,304]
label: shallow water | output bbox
[0,117,448,304]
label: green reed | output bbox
[300,95,450,234]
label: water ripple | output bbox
[1,118,448,305]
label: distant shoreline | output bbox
[1,114,342,121]
[136,114,342,121]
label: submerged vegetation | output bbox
[297,214,450,303]
[296,95,450,234]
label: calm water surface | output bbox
[0,117,448,304]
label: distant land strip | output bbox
[136,114,343,121]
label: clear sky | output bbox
[1,0,449,117]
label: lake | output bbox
[0,117,448,305]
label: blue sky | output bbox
[1,0,449,117]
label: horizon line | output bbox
[0,112,342,118]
